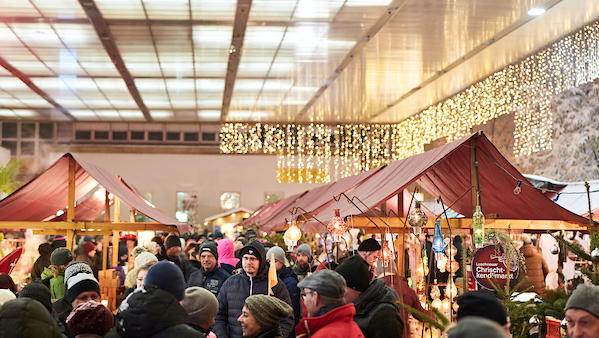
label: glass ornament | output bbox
[472,205,485,247]
[327,209,348,242]
[407,201,428,228]
[432,220,446,253]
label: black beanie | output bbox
[19,281,52,312]
[165,235,181,250]
[358,238,381,252]
[456,290,508,325]
[66,273,101,303]
[335,255,371,292]
[199,241,218,260]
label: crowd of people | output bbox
[0,230,597,338]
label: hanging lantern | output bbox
[437,254,448,272]
[416,279,426,293]
[472,205,485,248]
[416,264,429,277]
[442,298,451,311]
[407,201,428,228]
[432,220,446,253]
[284,221,302,249]
[446,259,460,273]
[432,296,442,310]
[445,280,458,299]
[430,281,441,299]
[327,209,348,242]
[381,241,393,266]
[453,302,459,312]
[419,294,427,308]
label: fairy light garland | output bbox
[221,20,599,183]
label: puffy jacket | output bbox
[278,265,301,334]
[295,303,364,338]
[41,267,65,301]
[213,241,294,338]
[517,244,550,297]
[52,296,76,338]
[353,279,403,338]
[104,285,202,338]
[0,298,62,338]
[156,246,198,281]
[187,266,231,297]
[218,239,239,268]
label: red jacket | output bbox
[295,304,364,338]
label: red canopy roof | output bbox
[0,153,192,233]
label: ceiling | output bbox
[0,0,598,124]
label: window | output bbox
[112,131,127,140]
[183,132,199,141]
[94,131,109,140]
[20,141,35,156]
[131,131,145,140]
[166,132,180,141]
[2,123,17,138]
[39,123,54,139]
[148,131,163,141]
[220,192,240,210]
[75,131,91,140]
[21,123,35,138]
[176,192,198,223]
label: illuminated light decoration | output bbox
[416,264,429,277]
[437,254,447,273]
[407,271,413,288]
[416,279,426,294]
[472,205,486,248]
[327,209,348,242]
[381,241,393,267]
[513,180,522,195]
[442,298,451,311]
[407,201,428,228]
[445,279,458,299]
[431,282,442,309]
[119,232,136,241]
[453,302,459,312]
[432,220,446,253]
[284,221,302,249]
[446,259,460,274]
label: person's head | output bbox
[66,301,114,337]
[144,261,186,301]
[521,234,532,245]
[0,298,62,337]
[81,241,96,257]
[134,251,157,268]
[51,247,73,267]
[239,241,266,277]
[335,255,371,303]
[213,231,224,242]
[64,262,94,284]
[198,241,219,271]
[164,235,182,259]
[136,264,152,288]
[297,269,346,317]
[266,246,286,272]
[565,284,599,338]
[457,290,511,336]
[238,294,292,337]
[357,238,381,265]
[181,287,219,329]
[19,280,52,313]
[66,273,101,309]
[295,244,312,265]
[0,273,17,293]
[38,243,54,256]
[448,317,510,338]
[0,289,16,307]
[52,235,67,249]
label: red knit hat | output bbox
[81,241,96,253]
[67,301,114,336]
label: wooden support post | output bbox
[66,229,74,251]
[99,269,118,312]
[112,231,119,268]
[102,235,109,271]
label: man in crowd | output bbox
[214,241,294,338]
[292,244,314,282]
[156,234,198,281]
[238,294,293,338]
[295,269,364,338]
[456,290,512,337]
[181,287,220,337]
[267,246,301,336]
[356,238,381,278]
[336,255,403,338]
[188,240,231,297]
[516,234,549,297]
[564,284,599,338]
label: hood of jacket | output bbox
[520,244,538,258]
[278,265,298,281]
[115,285,189,337]
[353,279,399,315]
[240,241,267,276]
[0,298,62,338]
[218,238,239,266]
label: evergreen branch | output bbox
[396,302,446,331]
[553,235,593,261]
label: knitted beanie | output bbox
[81,241,96,254]
[145,261,186,301]
[565,284,599,319]
[213,231,224,240]
[66,273,101,303]
[131,246,147,258]
[181,287,219,326]
[199,241,218,260]
[66,301,114,336]
[64,262,94,285]
[19,281,52,312]
[335,255,371,292]
[245,295,292,330]
[38,243,54,256]
[358,238,381,252]
[296,244,312,261]
[51,248,73,266]
[448,317,508,338]
[134,252,158,268]
[0,289,16,307]
[456,290,508,325]
[165,235,181,249]
[266,246,286,264]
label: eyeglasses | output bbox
[300,290,314,299]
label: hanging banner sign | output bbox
[471,244,520,291]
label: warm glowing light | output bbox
[327,209,348,241]
[446,259,460,274]
[528,8,545,16]
[407,201,427,228]
[442,298,451,311]
[101,300,108,307]
[381,241,393,265]
[416,264,429,277]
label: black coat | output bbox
[105,285,202,338]
[52,296,76,338]
[0,298,62,338]
[156,246,198,281]
[353,279,403,338]
[187,266,231,297]
[277,265,301,333]
[31,244,53,280]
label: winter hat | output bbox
[38,243,54,256]
[51,248,73,266]
[181,287,219,327]
[145,241,159,253]
[19,281,52,312]
[199,241,219,260]
[52,235,67,249]
[266,246,286,264]
[131,246,147,258]
[134,252,157,268]
[66,301,114,336]
[66,273,100,303]
[297,269,346,298]
[81,241,96,254]
[565,284,599,319]
[245,294,292,330]
[448,317,508,338]
[521,234,532,244]
[335,255,371,292]
[145,261,186,301]
[0,289,16,307]
[358,238,381,252]
[296,244,313,262]
[64,262,94,285]
[165,235,181,249]
[456,290,508,325]
[213,231,224,240]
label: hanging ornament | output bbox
[416,278,426,293]
[513,180,522,195]
[432,220,446,253]
[446,259,460,273]
[418,294,427,308]
[591,248,599,260]
[472,205,485,248]
[453,301,459,312]
[430,280,441,299]
[550,243,559,255]
[445,280,458,299]
[284,220,302,249]
[416,264,429,277]
[327,209,348,242]
[407,201,428,228]
[407,270,413,288]
[381,241,393,267]
[442,298,451,311]
[436,254,448,272]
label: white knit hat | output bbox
[0,289,16,307]
[134,252,157,268]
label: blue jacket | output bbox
[213,241,294,338]
[187,265,231,297]
[278,265,301,335]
